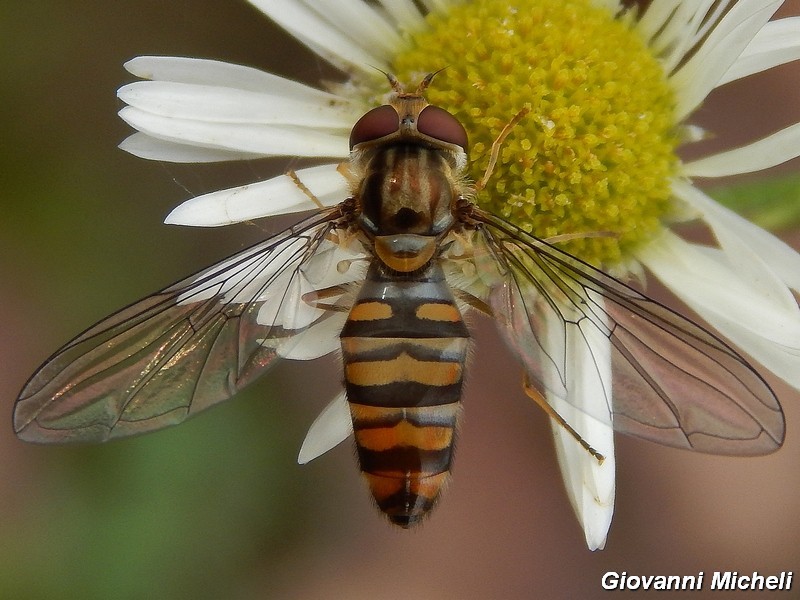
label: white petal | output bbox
[125,56,345,102]
[172,231,350,352]
[375,0,426,31]
[271,243,368,360]
[165,163,348,226]
[119,106,349,158]
[248,0,390,74]
[546,298,616,551]
[552,419,615,551]
[637,231,800,389]
[276,312,347,360]
[684,123,800,178]
[420,0,452,14]
[591,0,621,14]
[256,240,366,332]
[119,133,266,163]
[298,391,352,464]
[303,0,404,56]
[636,1,685,50]
[672,179,800,296]
[119,81,359,129]
[256,268,324,331]
[641,1,720,70]
[719,17,800,85]
[671,0,782,120]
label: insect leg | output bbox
[287,169,326,210]
[543,231,618,245]
[301,285,352,313]
[523,374,606,464]
[475,107,532,193]
[452,289,493,316]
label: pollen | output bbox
[387,0,679,267]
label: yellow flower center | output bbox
[386,0,679,267]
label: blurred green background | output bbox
[2,2,799,599]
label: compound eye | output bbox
[417,105,468,150]
[349,105,399,149]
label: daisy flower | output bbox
[117,0,800,550]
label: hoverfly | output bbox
[15,74,784,527]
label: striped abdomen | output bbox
[340,261,469,527]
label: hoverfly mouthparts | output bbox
[349,76,468,151]
[15,70,784,533]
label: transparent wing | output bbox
[461,208,784,455]
[15,208,364,444]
